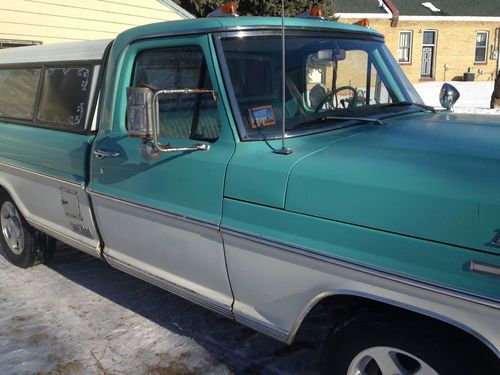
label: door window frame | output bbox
[114,35,234,143]
[130,45,220,143]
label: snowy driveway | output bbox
[0,246,324,375]
[415,80,500,114]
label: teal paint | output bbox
[0,15,497,308]
[286,112,500,255]
[0,122,93,184]
[89,35,235,225]
[222,198,500,301]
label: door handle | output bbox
[94,148,120,159]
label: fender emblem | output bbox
[490,231,500,248]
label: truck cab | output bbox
[0,14,499,375]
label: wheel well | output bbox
[293,294,499,370]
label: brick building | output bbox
[335,0,500,83]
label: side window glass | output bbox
[133,46,220,142]
[36,67,91,128]
[0,68,41,120]
[368,63,392,105]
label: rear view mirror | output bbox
[126,86,215,160]
[126,87,154,138]
[317,49,346,62]
[439,83,460,112]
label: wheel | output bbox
[0,193,55,268]
[314,85,359,112]
[320,312,477,375]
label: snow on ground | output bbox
[414,80,500,115]
[0,246,327,375]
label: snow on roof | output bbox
[337,0,499,17]
[391,0,499,16]
[421,2,441,12]
[0,39,112,65]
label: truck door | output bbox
[88,35,235,315]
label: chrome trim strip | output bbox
[0,160,82,189]
[287,291,332,343]
[86,189,219,231]
[105,254,233,319]
[234,313,289,343]
[469,261,500,278]
[27,218,100,258]
[220,226,500,309]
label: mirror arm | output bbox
[151,89,214,153]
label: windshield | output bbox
[218,32,423,140]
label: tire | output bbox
[0,192,55,268]
[320,312,478,375]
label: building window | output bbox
[475,31,489,63]
[398,31,413,63]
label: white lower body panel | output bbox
[0,163,100,256]
[222,229,500,356]
[90,193,233,316]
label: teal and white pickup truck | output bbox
[0,9,499,375]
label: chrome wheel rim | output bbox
[1,202,25,255]
[347,346,439,375]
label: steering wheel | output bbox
[314,85,358,113]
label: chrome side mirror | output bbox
[126,87,216,159]
[126,87,154,138]
[439,83,460,112]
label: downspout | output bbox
[383,0,400,27]
[496,27,500,74]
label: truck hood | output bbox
[285,112,500,254]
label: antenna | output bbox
[273,0,293,155]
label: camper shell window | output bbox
[0,68,41,120]
[0,62,98,133]
[36,66,92,128]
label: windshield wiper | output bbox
[287,116,383,131]
[323,116,383,125]
[380,101,437,113]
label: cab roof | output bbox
[116,16,382,46]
